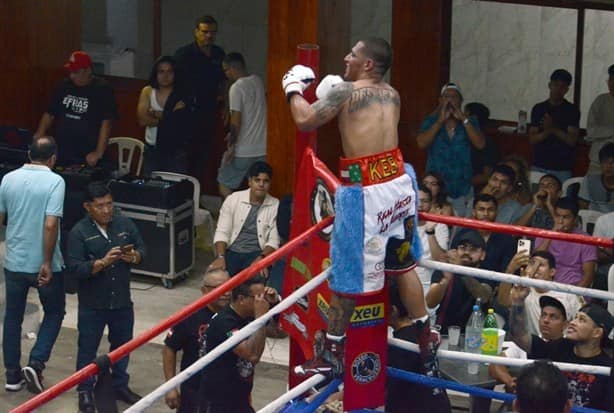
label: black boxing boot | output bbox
[294,330,345,379]
[415,317,443,395]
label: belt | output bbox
[339,148,404,186]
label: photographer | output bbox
[67,182,145,412]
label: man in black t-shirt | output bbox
[162,269,230,413]
[198,275,280,413]
[529,69,581,183]
[510,284,614,411]
[34,51,118,167]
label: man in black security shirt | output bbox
[509,283,614,411]
[162,269,230,413]
[34,51,118,167]
[199,275,280,413]
[67,182,145,412]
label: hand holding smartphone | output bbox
[517,239,531,255]
[121,244,135,254]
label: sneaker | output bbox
[294,331,345,379]
[78,390,96,413]
[22,365,44,394]
[5,371,25,392]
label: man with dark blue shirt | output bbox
[67,182,145,412]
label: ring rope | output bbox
[257,374,327,413]
[387,367,604,413]
[420,258,614,302]
[389,337,612,377]
[125,268,331,412]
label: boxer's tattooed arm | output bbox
[312,82,353,121]
[348,87,400,113]
[328,295,356,336]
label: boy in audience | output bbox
[515,174,562,230]
[481,164,529,224]
[578,142,614,213]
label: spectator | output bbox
[198,275,280,413]
[535,197,597,287]
[593,211,614,292]
[512,361,571,413]
[529,69,580,183]
[34,51,118,168]
[217,52,267,198]
[464,102,499,194]
[489,297,570,396]
[498,251,582,337]
[585,64,614,174]
[387,281,451,413]
[0,137,65,394]
[426,230,492,334]
[578,142,614,213]
[137,56,190,175]
[515,174,562,230]
[502,156,532,205]
[423,171,455,216]
[509,286,614,410]
[67,182,146,412]
[481,163,529,224]
[162,269,230,413]
[417,82,485,217]
[416,185,449,294]
[209,161,280,276]
[174,15,226,186]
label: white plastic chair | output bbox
[561,176,583,198]
[577,209,602,235]
[151,171,214,248]
[108,137,144,176]
[529,170,546,193]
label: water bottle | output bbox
[481,308,499,356]
[465,305,483,374]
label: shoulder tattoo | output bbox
[348,87,400,113]
[312,82,354,121]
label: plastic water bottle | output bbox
[481,308,499,356]
[465,305,483,374]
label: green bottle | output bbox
[481,308,498,355]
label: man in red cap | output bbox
[34,51,118,168]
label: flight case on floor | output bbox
[114,201,194,288]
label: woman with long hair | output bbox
[422,171,455,216]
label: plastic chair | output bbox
[108,137,144,177]
[529,170,546,193]
[151,171,214,249]
[577,209,602,235]
[561,176,583,198]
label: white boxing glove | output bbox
[316,75,343,100]
[282,65,315,100]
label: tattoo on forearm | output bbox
[328,296,356,336]
[509,304,527,339]
[348,87,400,113]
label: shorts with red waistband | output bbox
[330,148,418,296]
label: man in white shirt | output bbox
[217,52,267,198]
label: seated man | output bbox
[34,51,118,168]
[513,361,571,413]
[515,174,562,230]
[498,251,582,337]
[481,163,529,224]
[387,281,451,413]
[162,269,230,413]
[209,161,280,276]
[489,295,570,395]
[529,69,580,183]
[585,64,614,174]
[509,286,614,410]
[593,211,614,292]
[578,142,614,213]
[535,197,597,287]
[426,230,492,334]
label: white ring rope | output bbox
[257,373,327,413]
[125,268,331,412]
[420,259,614,302]
[389,337,612,377]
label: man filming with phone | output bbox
[67,182,146,412]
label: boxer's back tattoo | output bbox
[348,87,400,113]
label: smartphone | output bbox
[121,244,135,253]
[517,239,531,255]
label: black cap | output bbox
[579,304,614,336]
[539,295,568,320]
[451,229,486,250]
[550,69,572,85]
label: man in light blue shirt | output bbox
[0,136,66,394]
